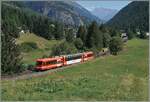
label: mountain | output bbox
[92,7,118,22]
[107,1,149,31]
[11,1,102,26]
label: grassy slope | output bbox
[16,33,62,64]
[2,39,149,101]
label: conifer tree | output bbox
[54,22,64,40]
[86,21,103,50]
[77,25,87,43]
[1,32,22,74]
[66,29,74,43]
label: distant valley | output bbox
[91,7,118,22]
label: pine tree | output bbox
[109,28,120,37]
[54,22,64,40]
[103,33,111,48]
[86,21,103,50]
[99,24,111,48]
[66,29,74,43]
[1,33,23,74]
[126,28,135,40]
[76,25,87,44]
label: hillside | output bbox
[16,33,56,49]
[16,33,62,64]
[7,1,102,26]
[2,39,149,101]
[107,1,149,31]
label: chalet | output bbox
[146,32,149,36]
[121,32,128,42]
[20,30,24,34]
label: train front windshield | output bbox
[37,60,58,66]
[87,53,93,57]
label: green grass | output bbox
[2,39,149,101]
[16,33,62,64]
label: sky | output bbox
[76,1,132,11]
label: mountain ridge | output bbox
[107,1,149,31]
[19,1,103,26]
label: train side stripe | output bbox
[66,59,82,65]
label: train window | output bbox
[46,60,57,65]
[66,54,82,61]
[45,60,63,65]
[87,53,93,57]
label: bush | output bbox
[127,31,135,40]
[90,47,100,57]
[74,38,84,50]
[109,37,123,55]
[20,42,38,52]
[139,31,147,39]
[51,41,78,56]
[21,64,28,70]
[27,64,35,71]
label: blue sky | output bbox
[76,1,132,11]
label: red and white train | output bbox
[35,51,94,70]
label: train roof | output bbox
[65,53,83,57]
[36,57,62,62]
[36,51,93,62]
[84,51,93,54]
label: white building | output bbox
[20,30,24,34]
[121,33,128,42]
[146,32,149,36]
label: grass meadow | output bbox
[1,39,149,101]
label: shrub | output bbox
[27,64,35,71]
[74,38,84,50]
[126,29,135,40]
[139,31,148,39]
[51,41,78,56]
[109,37,123,55]
[90,47,100,57]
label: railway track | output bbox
[1,63,80,81]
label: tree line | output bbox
[51,21,123,57]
